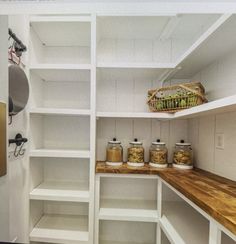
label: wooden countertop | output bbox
[96,161,236,236]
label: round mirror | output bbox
[8,64,29,116]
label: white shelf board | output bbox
[30,181,89,202]
[30,15,91,23]
[30,149,90,158]
[30,67,90,82]
[160,201,209,244]
[172,14,233,79]
[175,95,236,119]
[97,112,174,120]
[98,95,236,120]
[30,214,89,244]
[30,64,91,70]
[99,199,158,222]
[30,108,91,116]
[97,62,175,69]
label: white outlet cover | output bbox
[216,133,224,149]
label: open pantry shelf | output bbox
[30,68,90,110]
[99,220,156,244]
[30,16,91,65]
[97,62,175,69]
[97,94,236,120]
[30,15,92,23]
[30,181,90,202]
[97,15,221,66]
[30,214,89,243]
[99,199,158,222]
[30,149,90,158]
[30,64,91,70]
[30,108,91,116]
[160,201,209,244]
[172,14,234,79]
[96,112,173,119]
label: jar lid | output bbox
[152,139,165,145]
[130,138,142,145]
[175,139,191,146]
[108,138,121,144]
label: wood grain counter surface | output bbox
[96,161,236,236]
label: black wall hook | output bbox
[9,133,28,157]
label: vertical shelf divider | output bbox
[89,13,97,244]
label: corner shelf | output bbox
[30,108,91,116]
[175,94,236,119]
[97,62,175,69]
[30,214,89,243]
[29,149,90,158]
[97,94,236,120]
[96,112,173,119]
[30,181,90,202]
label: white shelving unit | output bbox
[29,14,96,244]
[27,11,236,244]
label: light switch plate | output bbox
[216,133,224,149]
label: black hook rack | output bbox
[9,133,28,157]
[8,28,27,57]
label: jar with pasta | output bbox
[149,139,168,168]
[127,138,144,167]
[173,140,193,169]
[106,138,123,166]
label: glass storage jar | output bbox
[173,140,193,169]
[149,139,168,168]
[127,138,144,167]
[106,138,123,166]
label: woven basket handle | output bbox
[147,88,161,103]
[178,84,206,101]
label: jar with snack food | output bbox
[127,138,144,167]
[149,139,168,168]
[106,138,123,166]
[173,140,193,169]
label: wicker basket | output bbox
[147,82,207,113]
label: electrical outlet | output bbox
[216,133,224,149]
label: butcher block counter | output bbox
[96,161,236,237]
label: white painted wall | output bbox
[8,15,30,243]
[0,15,10,242]
[188,47,236,181]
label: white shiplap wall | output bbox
[97,118,188,163]
[188,47,236,181]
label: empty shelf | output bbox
[99,199,158,222]
[30,149,90,158]
[160,201,209,244]
[30,214,89,244]
[30,108,91,116]
[30,181,90,202]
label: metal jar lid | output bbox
[175,140,191,146]
[152,139,165,145]
[108,138,121,144]
[130,138,142,145]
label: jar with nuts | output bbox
[173,140,193,169]
[127,138,144,167]
[149,139,168,168]
[106,138,123,166]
